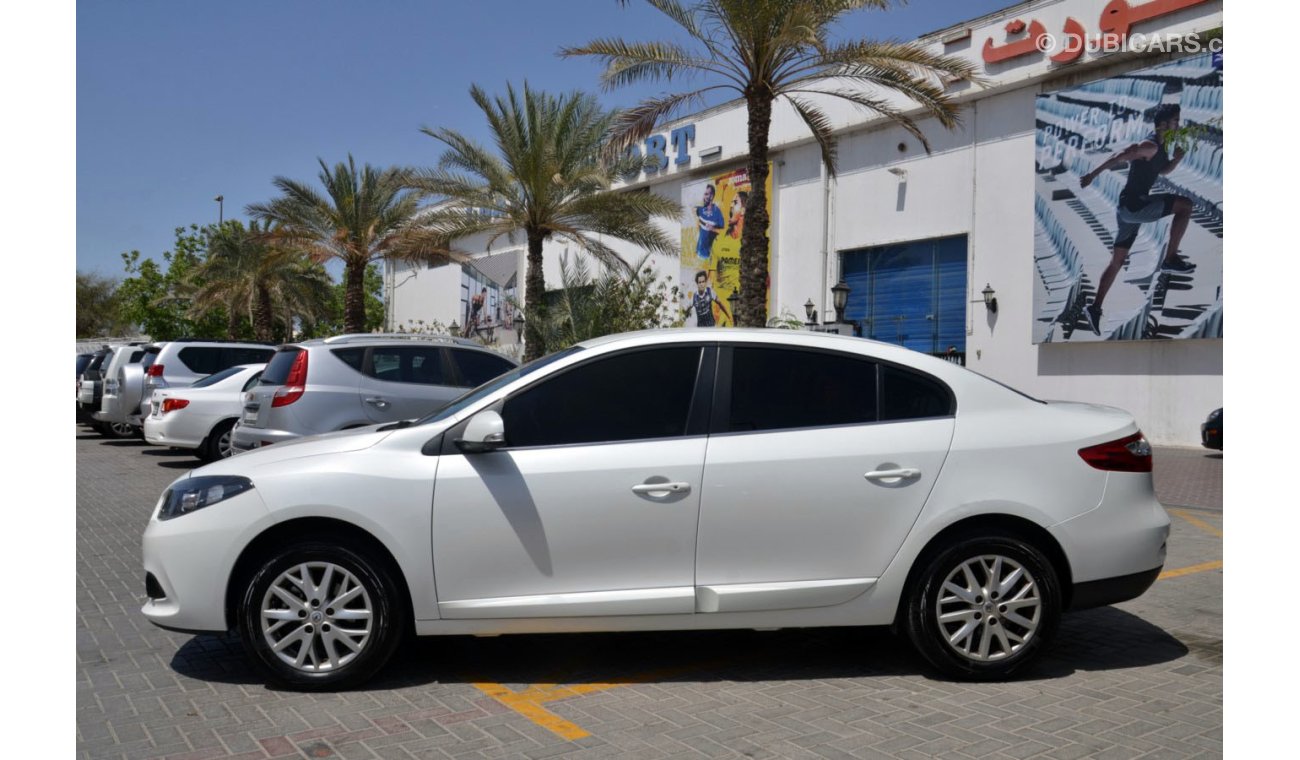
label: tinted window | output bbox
[224,346,274,367]
[140,350,158,373]
[452,349,515,387]
[190,366,246,388]
[418,346,584,425]
[503,347,700,447]
[85,353,108,379]
[76,355,93,376]
[880,365,953,421]
[260,349,304,385]
[177,347,223,375]
[332,348,366,373]
[242,371,263,392]
[128,349,145,364]
[728,347,877,432]
[368,347,445,385]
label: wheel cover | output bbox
[936,554,1041,662]
[109,422,134,436]
[216,428,233,458]
[260,561,374,673]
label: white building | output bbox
[388,0,1223,446]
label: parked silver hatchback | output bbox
[231,334,517,452]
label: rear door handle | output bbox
[631,482,691,495]
[864,468,921,481]
[364,397,390,409]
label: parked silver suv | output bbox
[93,342,150,437]
[141,339,276,416]
[231,334,517,452]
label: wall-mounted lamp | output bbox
[727,289,739,326]
[804,298,817,325]
[831,279,851,323]
[513,313,525,344]
[887,167,907,179]
[974,283,998,314]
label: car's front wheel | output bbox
[238,540,406,690]
[903,535,1061,680]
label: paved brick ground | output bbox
[77,429,1222,759]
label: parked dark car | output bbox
[1201,408,1222,450]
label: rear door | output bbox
[358,345,459,422]
[694,346,955,613]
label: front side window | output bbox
[451,349,515,387]
[368,347,445,385]
[728,347,878,433]
[503,347,700,447]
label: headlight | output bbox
[157,475,254,520]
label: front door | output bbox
[432,346,712,619]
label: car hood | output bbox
[193,424,394,476]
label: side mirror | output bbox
[455,410,506,454]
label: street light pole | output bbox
[214,195,224,225]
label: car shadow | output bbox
[140,447,197,458]
[169,606,1192,691]
[101,439,151,447]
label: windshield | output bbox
[416,346,583,425]
[190,365,248,388]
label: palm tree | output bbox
[248,156,445,333]
[189,220,333,342]
[562,0,980,326]
[405,82,681,360]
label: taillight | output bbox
[147,364,164,377]
[271,351,308,407]
[161,398,190,414]
[1078,432,1152,472]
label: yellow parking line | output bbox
[1158,560,1222,580]
[1170,509,1223,538]
[474,662,719,740]
[473,682,593,740]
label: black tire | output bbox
[100,420,137,439]
[238,540,407,690]
[903,535,1061,681]
[201,419,237,462]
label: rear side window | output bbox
[177,347,223,375]
[502,347,700,447]
[451,349,515,387]
[242,372,263,392]
[224,346,274,366]
[128,349,145,364]
[879,365,954,421]
[368,347,445,385]
[331,348,366,373]
[140,349,158,373]
[190,366,246,388]
[728,347,878,433]
[260,349,304,385]
[76,355,92,376]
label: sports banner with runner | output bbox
[1033,50,1221,342]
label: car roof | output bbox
[287,333,511,357]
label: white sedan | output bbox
[143,364,264,461]
[140,330,1169,688]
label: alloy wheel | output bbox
[260,562,373,673]
[935,554,1041,662]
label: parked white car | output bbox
[141,329,1169,689]
[144,365,265,461]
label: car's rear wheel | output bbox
[238,541,406,690]
[101,421,137,439]
[201,419,237,461]
[903,535,1061,680]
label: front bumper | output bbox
[141,487,273,633]
[231,423,301,453]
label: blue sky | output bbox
[76,0,1010,276]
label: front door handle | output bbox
[864,468,921,482]
[364,397,390,409]
[631,481,691,495]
